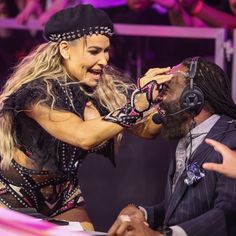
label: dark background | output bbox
[79,132,177,232]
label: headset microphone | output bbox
[152,106,193,124]
[152,113,163,124]
[153,57,205,125]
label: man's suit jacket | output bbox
[145,115,236,236]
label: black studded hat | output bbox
[44,4,114,42]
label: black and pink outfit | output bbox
[0,78,114,217]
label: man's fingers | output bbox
[108,219,122,236]
[202,162,224,174]
[108,215,131,236]
[108,215,149,236]
[108,222,132,236]
[143,221,149,227]
[119,215,131,222]
[116,222,133,236]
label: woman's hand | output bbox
[136,67,173,107]
[138,67,172,88]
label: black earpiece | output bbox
[152,57,205,124]
[180,57,204,116]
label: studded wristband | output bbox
[103,80,165,128]
[103,102,143,128]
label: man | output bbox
[108,57,236,236]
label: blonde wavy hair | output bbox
[0,39,135,169]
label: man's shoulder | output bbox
[213,115,236,148]
[218,114,236,121]
[214,115,236,129]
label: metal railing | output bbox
[0,18,233,99]
[115,24,226,69]
[0,19,227,68]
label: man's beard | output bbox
[160,100,191,140]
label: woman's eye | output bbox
[89,50,99,55]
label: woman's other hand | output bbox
[137,67,173,104]
[138,67,172,88]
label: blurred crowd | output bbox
[1,0,236,86]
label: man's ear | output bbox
[59,41,70,60]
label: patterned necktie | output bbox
[172,135,191,192]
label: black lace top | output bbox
[2,78,115,175]
[0,78,116,216]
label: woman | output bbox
[0,4,171,230]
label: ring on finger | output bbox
[119,215,131,222]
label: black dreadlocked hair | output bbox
[182,57,236,119]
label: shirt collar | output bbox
[190,114,220,136]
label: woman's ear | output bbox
[59,41,70,60]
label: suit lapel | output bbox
[164,116,232,223]
[190,115,231,165]
[165,157,175,203]
[165,142,178,204]
[164,172,188,223]
[164,142,187,222]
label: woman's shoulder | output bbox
[3,78,47,111]
[20,77,64,92]
[3,77,70,112]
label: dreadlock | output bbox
[182,57,236,119]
